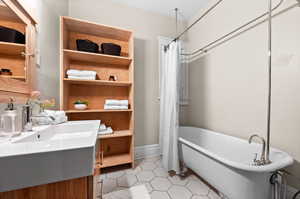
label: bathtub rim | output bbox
[178,126,294,173]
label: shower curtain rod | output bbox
[184,2,300,59]
[182,0,299,56]
[165,0,300,55]
[165,0,225,49]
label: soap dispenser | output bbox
[0,98,21,137]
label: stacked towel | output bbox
[98,123,113,135]
[68,76,96,80]
[104,105,128,110]
[98,127,113,135]
[104,99,129,110]
[66,69,97,80]
[105,100,129,106]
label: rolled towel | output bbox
[67,69,97,77]
[68,75,96,80]
[104,105,128,110]
[105,99,129,106]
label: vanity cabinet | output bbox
[0,176,94,199]
[0,0,37,103]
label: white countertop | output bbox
[0,120,99,158]
[0,120,100,192]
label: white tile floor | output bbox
[97,156,222,199]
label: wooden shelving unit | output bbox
[63,78,132,87]
[94,153,132,169]
[98,130,133,139]
[0,4,23,23]
[0,41,25,56]
[64,49,132,66]
[60,16,134,172]
[65,109,133,114]
[0,4,26,83]
[101,153,132,168]
[0,75,25,80]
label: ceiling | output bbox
[110,0,209,20]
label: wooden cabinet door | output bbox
[0,0,36,103]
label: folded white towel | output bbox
[31,117,52,125]
[104,105,128,110]
[44,110,66,118]
[52,116,68,125]
[67,69,97,77]
[105,100,129,106]
[98,127,113,135]
[99,124,107,131]
[68,75,96,80]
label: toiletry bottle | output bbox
[0,98,20,136]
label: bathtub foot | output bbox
[178,168,190,180]
[179,172,186,178]
[179,161,188,178]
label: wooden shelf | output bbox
[0,75,25,80]
[98,130,132,139]
[0,41,25,56]
[62,16,132,41]
[64,49,132,66]
[65,109,132,114]
[64,78,132,87]
[0,4,23,22]
[101,153,132,168]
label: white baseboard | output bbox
[135,144,161,160]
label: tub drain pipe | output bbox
[270,171,287,199]
[293,191,300,199]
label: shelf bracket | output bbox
[21,51,35,57]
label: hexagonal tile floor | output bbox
[97,156,223,199]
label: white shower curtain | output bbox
[159,41,181,174]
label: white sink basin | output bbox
[13,121,96,144]
[0,120,100,192]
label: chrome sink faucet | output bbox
[22,103,55,129]
[248,134,271,166]
[22,104,33,132]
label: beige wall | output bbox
[36,0,69,104]
[69,0,184,146]
[184,0,300,189]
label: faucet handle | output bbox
[253,153,258,162]
[6,97,15,111]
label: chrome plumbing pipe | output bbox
[266,0,273,164]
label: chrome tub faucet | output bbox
[249,134,271,166]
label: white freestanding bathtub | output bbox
[178,126,293,199]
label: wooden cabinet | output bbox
[0,176,94,199]
[60,16,135,171]
[0,1,37,103]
